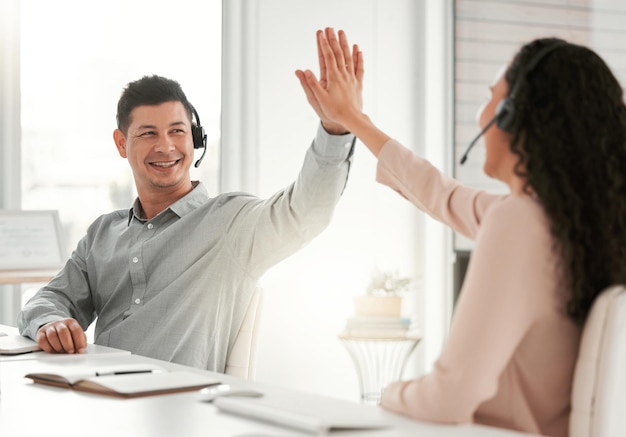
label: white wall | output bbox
[0,0,22,324]
[222,0,453,402]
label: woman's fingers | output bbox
[317,29,338,76]
[323,28,353,73]
[338,30,353,71]
[353,44,364,82]
[296,28,364,133]
[319,28,360,82]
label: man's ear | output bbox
[113,129,127,158]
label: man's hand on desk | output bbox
[36,318,87,354]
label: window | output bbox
[20,0,222,251]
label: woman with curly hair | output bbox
[296,28,626,437]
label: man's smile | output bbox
[150,159,181,168]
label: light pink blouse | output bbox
[377,139,581,437]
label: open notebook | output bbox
[213,390,391,434]
[25,363,220,398]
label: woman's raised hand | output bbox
[296,28,364,135]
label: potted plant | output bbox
[354,269,413,317]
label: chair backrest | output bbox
[224,287,263,380]
[569,284,626,437]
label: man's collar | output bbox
[127,181,208,226]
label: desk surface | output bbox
[0,323,19,336]
[0,339,540,437]
[0,324,132,362]
[0,269,57,285]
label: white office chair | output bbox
[569,284,626,437]
[224,287,263,380]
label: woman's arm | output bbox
[297,28,503,235]
[377,140,504,238]
[380,197,552,423]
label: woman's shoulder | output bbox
[478,194,552,249]
[487,194,547,223]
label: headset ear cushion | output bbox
[495,97,516,133]
[192,125,206,149]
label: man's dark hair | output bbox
[116,75,194,134]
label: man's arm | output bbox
[18,236,95,353]
[222,28,360,276]
[225,124,355,277]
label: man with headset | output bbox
[17,68,359,372]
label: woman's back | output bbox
[377,140,580,436]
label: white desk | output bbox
[0,346,541,437]
[0,269,57,285]
[0,323,19,336]
[0,324,131,362]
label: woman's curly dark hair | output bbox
[504,38,626,326]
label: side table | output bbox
[339,333,421,405]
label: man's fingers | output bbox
[316,30,327,84]
[68,321,87,353]
[43,325,65,352]
[55,322,76,353]
[302,70,328,104]
[35,328,55,353]
[296,70,321,108]
[35,319,86,354]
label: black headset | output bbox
[460,40,568,164]
[190,104,208,168]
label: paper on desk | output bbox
[26,363,167,385]
[0,335,42,355]
[213,392,391,434]
[0,336,132,358]
[25,364,221,398]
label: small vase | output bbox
[354,295,402,317]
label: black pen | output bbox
[95,369,158,376]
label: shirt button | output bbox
[132,257,139,263]
[147,223,154,230]
[134,298,141,304]
[344,142,352,148]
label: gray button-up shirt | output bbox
[18,125,355,371]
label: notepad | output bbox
[213,391,391,434]
[25,363,220,398]
[0,335,43,355]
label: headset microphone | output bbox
[194,145,207,168]
[459,40,567,165]
[459,115,498,165]
[190,104,207,168]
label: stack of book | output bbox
[342,316,417,337]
